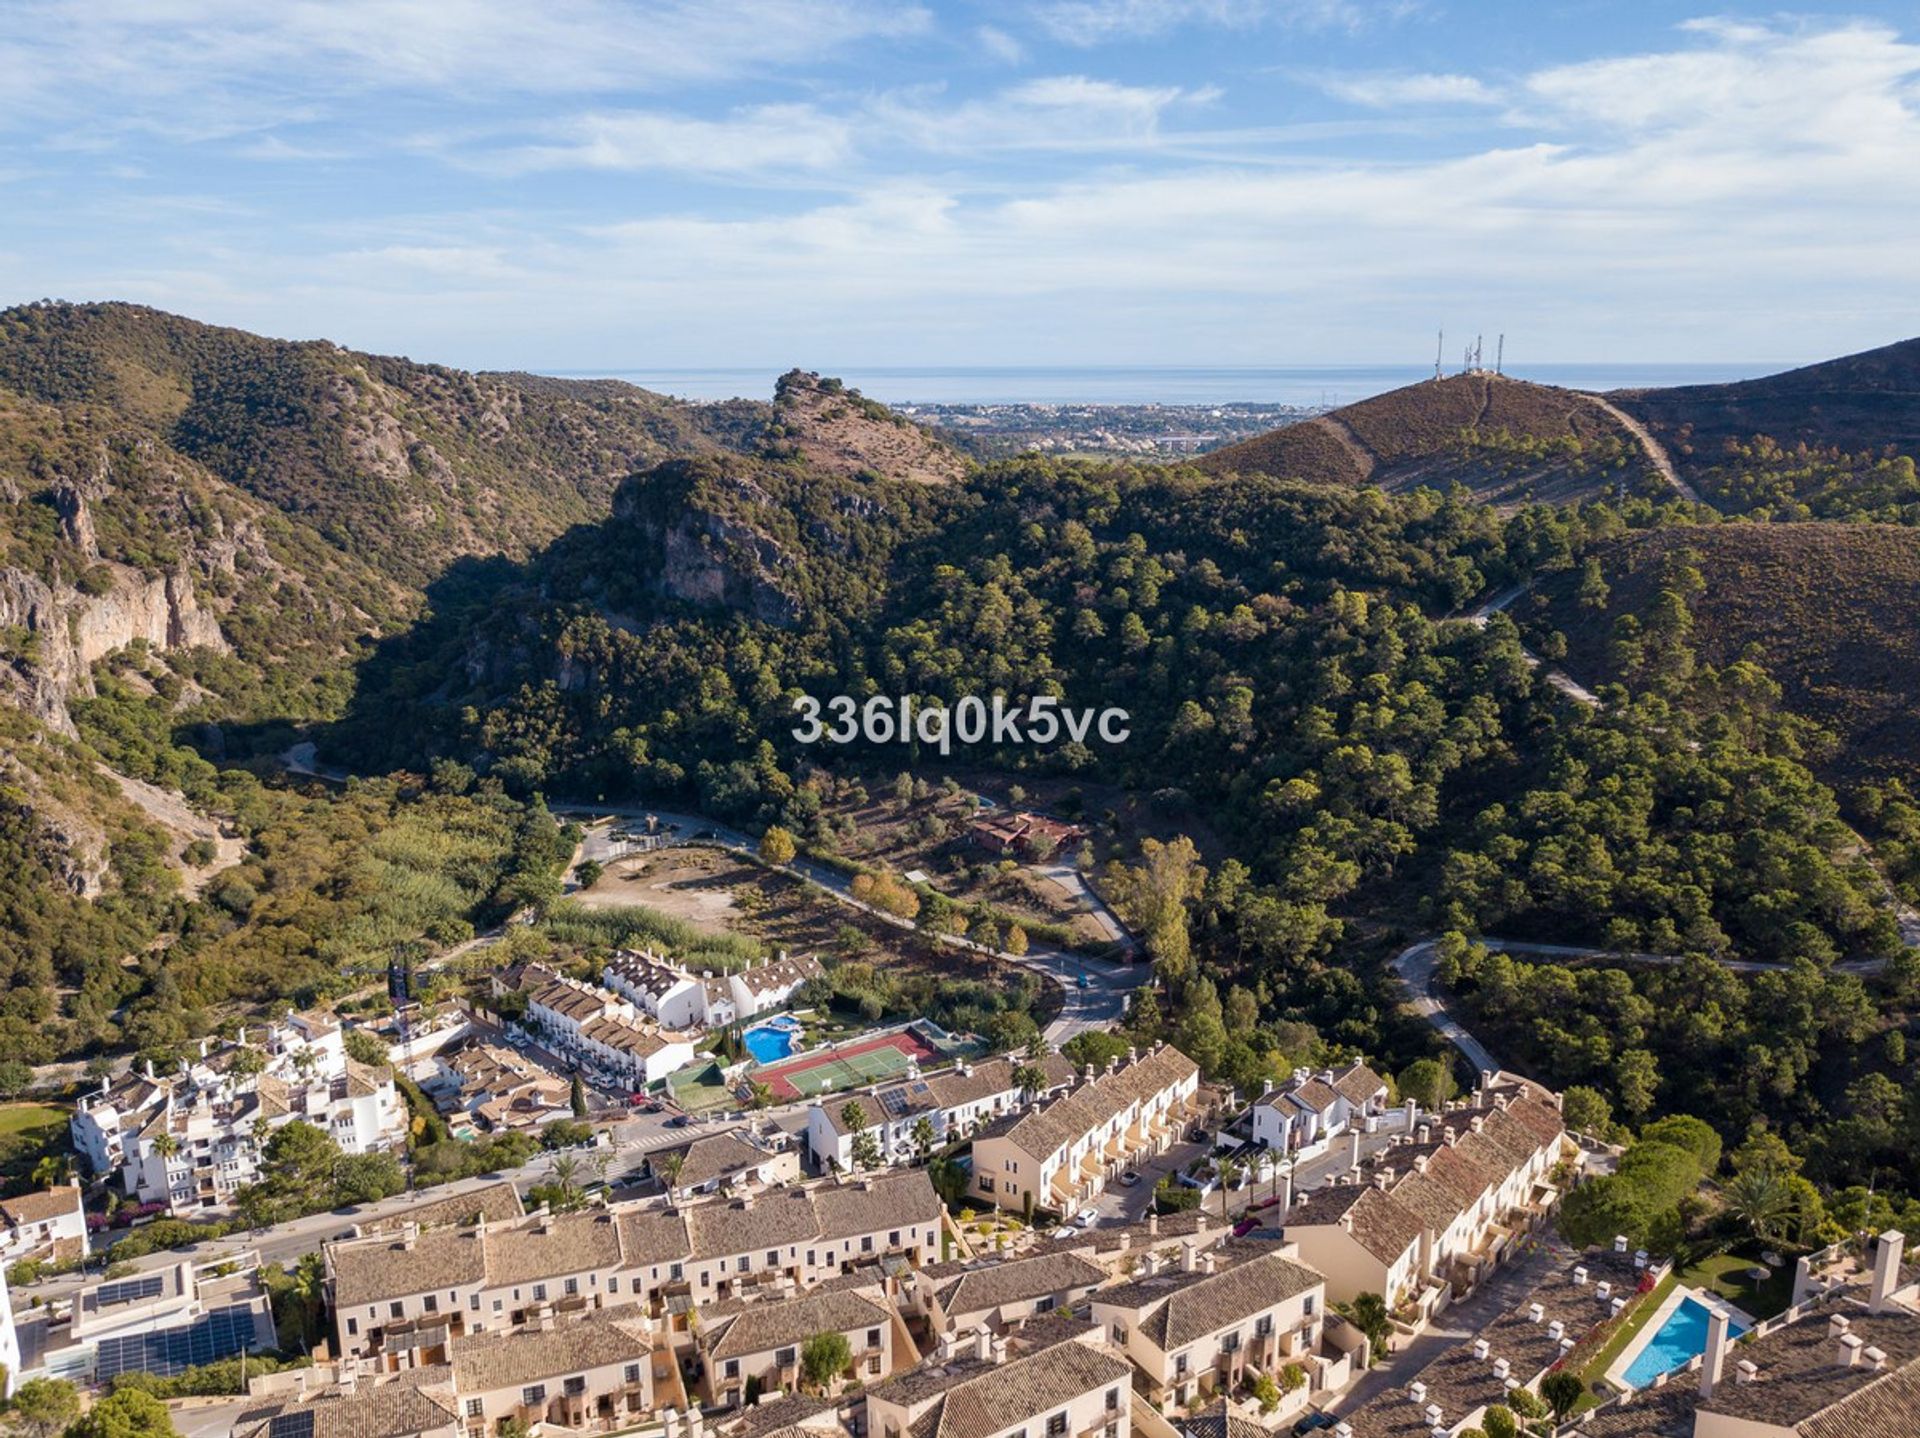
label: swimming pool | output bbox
[743,1023,799,1064]
[1622,1296,1748,1388]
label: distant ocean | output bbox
[548,362,1781,407]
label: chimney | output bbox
[1828,1314,1852,1340]
[1471,1339,1490,1361]
[1864,1346,1887,1371]
[1262,1080,1275,1098]
[144,1058,157,1080]
[1838,1333,1864,1368]
[974,1328,994,1362]
[1148,1214,1159,1237]
[1413,1154,1429,1175]
[1479,1069,1495,1094]
[1468,1116,1485,1134]
[1407,1381,1427,1404]
[1491,1358,1510,1381]
[1127,1046,1138,1066]
[1699,1305,1731,1401]
[990,1336,1008,1366]
[401,1222,420,1250]
[1614,1235,1629,1254]
[1574,1266,1588,1286]
[1870,1230,1906,1313]
[1736,1359,1759,1385]
[1200,1252,1217,1275]
[1402,1098,1417,1129]
[1527,1303,1544,1324]
[1546,1321,1564,1342]
[1596,1281,1612,1301]
[1181,1241,1199,1272]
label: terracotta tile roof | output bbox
[687,1189,819,1257]
[1286,1186,1424,1265]
[703,1288,894,1360]
[450,1305,654,1393]
[331,1227,487,1309]
[617,1206,693,1269]
[986,1045,1197,1162]
[1096,1247,1322,1350]
[875,1342,1132,1438]
[356,1183,523,1237]
[813,1172,942,1242]
[1180,1397,1270,1438]
[1288,1079,1342,1114]
[923,1250,1106,1318]
[1330,1063,1388,1109]
[1698,1297,1920,1433]
[669,1132,778,1189]
[737,954,825,996]
[1799,1354,1920,1438]
[483,1209,624,1288]
[236,1384,459,1438]
[0,1185,83,1227]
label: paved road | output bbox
[1392,931,1895,1080]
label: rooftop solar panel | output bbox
[269,1410,316,1438]
[92,1306,260,1381]
[95,1275,165,1307]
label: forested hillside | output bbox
[2,307,1919,1225]
[1196,372,1662,506]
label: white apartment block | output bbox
[498,964,696,1089]
[806,1052,1076,1172]
[968,1044,1201,1215]
[69,1012,407,1212]
[602,951,827,1032]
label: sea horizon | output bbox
[542,361,1787,407]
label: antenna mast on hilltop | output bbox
[1495,334,1505,376]
[1435,330,1444,382]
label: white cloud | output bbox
[976,25,1027,64]
[480,106,856,176]
[871,76,1208,154]
[0,0,930,134]
[1317,71,1498,107]
[1034,0,1376,46]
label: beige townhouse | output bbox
[1090,1242,1328,1413]
[697,1287,904,1406]
[864,1334,1135,1438]
[969,1045,1200,1216]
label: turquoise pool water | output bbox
[1623,1296,1748,1388]
[743,1023,798,1063]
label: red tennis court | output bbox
[756,1027,940,1101]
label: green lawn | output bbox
[1569,1273,1676,1414]
[0,1103,66,1138]
[1676,1250,1797,1319]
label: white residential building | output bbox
[602,950,827,1031]
[499,965,696,1089]
[1250,1061,1391,1156]
[70,1012,407,1212]
[604,951,708,1031]
[805,1053,1076,1172]
[0,1185,90,1264]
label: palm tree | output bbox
[151,1134,180,1163]
[32,1155,68,1189]
[287,1251,327,1350]
[655,1151,685,1203]
[549,1153,583,1198]
[911,1117,937,1163]
[1013,1064,1047,1105]
[1723,1167,1794,1245]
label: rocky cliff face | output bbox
[0,560,227,733]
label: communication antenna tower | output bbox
[1495,334,1505,376]
[1435,330,1444,382]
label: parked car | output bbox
[1291,1414,1336,1435]
[666,1114,692,1128]
[1118,1170,1142,1187]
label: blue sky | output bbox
[4,1,1919,372]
